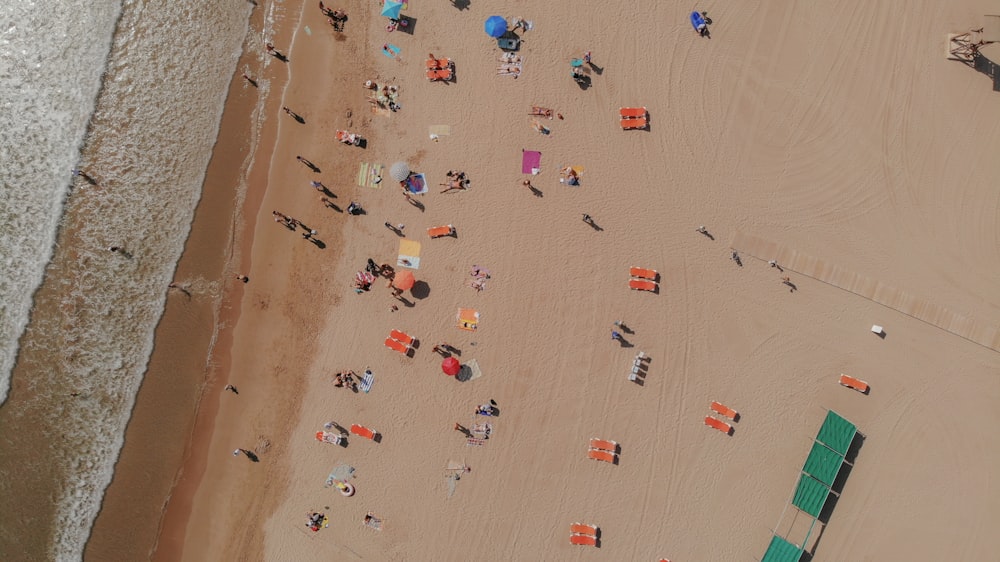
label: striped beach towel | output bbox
[357,162,384,188]
[359,370,374,393]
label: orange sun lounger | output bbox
[587,448,617,463]
[427,225,455,238]
[570,534,598,546]
[384,337,410,354]
[710,401,738,421]
[571,523,599,536]
[620,107,647,118]
[621,117,647,130]
[839,374,870,393]
[427,68,453,81]
[704,416,733,435]
[389,329,414,345]
[426,57,452,69]
[629,266,658,280]
[350,424,378,440]
[590,438,618,452]
[629,279,658,292]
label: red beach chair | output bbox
[350,424,378,440]
[587,449,617,463]
[570,534,598,546]
[384,337,409,354]
[389,329,414,346]
[704,416,733,435]
[629,266,659,280]
[710,401,738,421]
[427,225,455,238]
[839,374,870,394]
[589,438,618,452]
[628,279,658,292]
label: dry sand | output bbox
[115,0,1000,560]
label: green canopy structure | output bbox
[761,410,860,562]
[815,410,857,456]
[761,535,804,562]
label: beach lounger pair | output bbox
[839,373,870,394]
[628,266,659,292]
[427,224,455,238]
[384,329,415,355]
[705,401,738,435]
[620,107,647,130]
[570,523,599,546]
[350,424,379,441]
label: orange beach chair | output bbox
[350,424,378,440]
[704,416,733,435]
[621,117,647,130]
[384,338,409,354]
[571,523,599,536]
[628,279,658,292]
[427,68,453,81]
[389,329,414,346]
[427,225,455,238]
[620,107,647,118]
[590,438,618,452]
[426,57,452,70]
[710,401,738,421]
[587,449,617,463]
[839,374,870,394]
[629,266,658,280]
[570,534,598,546]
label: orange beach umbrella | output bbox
[392,270,415,291]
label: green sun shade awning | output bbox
[802,441,844,486]
[815,410,857,456]
[761,535,803,562]
[792,473,832,518]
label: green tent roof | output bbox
[802,441,844,486]
[815,410,857,456]
[792,473,831,518]
[761,535,803,562]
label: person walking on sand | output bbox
[454,423,471,437]
[611,331,622,341]
[310,180,325,191]
[235,274,249,283]
[224,384,238,394]
[582,214,593,224]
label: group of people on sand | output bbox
[333,370,358,391]
[440,170,469,193]
[318,2,346,30]
[305,511,326,532]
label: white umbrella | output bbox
[389,161,410,181]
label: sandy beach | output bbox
[88,0,1000,560]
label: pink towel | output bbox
[521,150,541,174]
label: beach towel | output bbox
[382,44,401,59]
[457,308,479,331]
[359,370,374,393]
[521,150,541,174]
[398,239,421,269]
[357,162,384,188]
[429,124,451,137]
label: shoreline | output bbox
[83,6,268,560]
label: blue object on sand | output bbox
[484,15,507,38]
[570,58,584,67]
[381,1,403,20]
[382,44,401,58]
[690,11,707,32]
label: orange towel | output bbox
[427,225,454,238]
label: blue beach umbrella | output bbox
[484,16,507,38]
[381,1,403,20]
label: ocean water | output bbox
[0,0,253,559]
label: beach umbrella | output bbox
[381,1,403,20]
[484,16,507,38]
[389,161,410,181]
[441,357,461,376]
[392,270,415,291]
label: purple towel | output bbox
[521,150,541,174]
